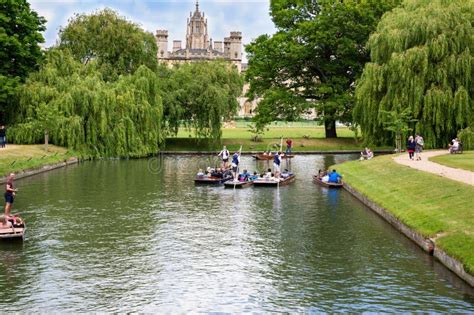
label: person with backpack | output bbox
[415,134,424,161]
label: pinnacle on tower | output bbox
[195,0,199,12]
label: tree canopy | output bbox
[58,8,158,79]
[0,0,46,121]
[11,49,163,157]
[162,62,243,140]
[245,0,400,137]
[354,0,474,148]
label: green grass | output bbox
[0,145,78,177]
[167,126,388,151]
[335,154,474,275]
[165,137,390,152]
[175,125,356,139]
[429,151,474,172]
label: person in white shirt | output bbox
[218,146,230,168]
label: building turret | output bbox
[229,31,242,61]
[156,30,169,59]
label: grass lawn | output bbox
[176,126,356,139]
[429,151,474,172]
[335,154,474,275]
[167,126,389,151]
[0,145,78,177]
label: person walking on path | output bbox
[218,146,230,169]
[407,136,416,160]
[414,134,424,161]
[4,173,17,218]
[0,125,6,148]
[285,138,293,155]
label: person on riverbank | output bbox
[285,138,293,155]
[448,138,460,154]
[407,136,416,160]
[273,151,281,175]
[328,169,342,183]
[0,125,6,148]
[218,146,230,168]
[4,173,17,218]
[415,134,424,160]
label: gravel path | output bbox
[393,150,473,186]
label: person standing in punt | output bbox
[273,151,281,177]
[231,151,240,181]
[285,138,293,155]
[4,173,17,218]
[218,146,230,169]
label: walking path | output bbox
[393,150,474,186]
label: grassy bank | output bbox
[0,145,78,177]
[167,126,391,152]
[429,151,474,172]
[335,154,474,275]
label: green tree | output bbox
[0,0,46,121]
[245,0,400,138]
[354,0,474,148]
[58,8,157,79]
[381,108,416,152]
[162,62,243,140]
[11,49,163,157]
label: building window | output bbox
[234,52,238,58]
[160,51,164,57]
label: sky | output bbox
[29,0,276,62]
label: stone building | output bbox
[156,1,243,72]
[155,1,258,117]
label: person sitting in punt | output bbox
[196,169,205,177]
[328,169,342,183]
[239,169,251,181]
[265,168,272,178]
[250,172,259,180]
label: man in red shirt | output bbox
[285,138,293,155]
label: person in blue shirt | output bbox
[231,152,240,180]
[273,152,281,175]
[328,169,342,183]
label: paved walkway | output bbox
[393,150,473,186]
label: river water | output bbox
[0,155,473,312]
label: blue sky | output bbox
[29,0,276,62]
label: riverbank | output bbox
[335,154,474,286]
[0,145,79,180]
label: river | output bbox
[0,155,473,312]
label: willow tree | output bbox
[354,0,473,148]
[11,49,163,157]
[161,62,243,140]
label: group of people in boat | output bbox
[317,169,343,184]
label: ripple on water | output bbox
[0,155,473,312]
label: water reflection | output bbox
[0,155,472,312]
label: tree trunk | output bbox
[44,129,49,152]
[324,119,337,138]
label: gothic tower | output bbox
[186,1,209,49]
[155,30,169,59]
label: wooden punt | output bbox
[253,154,295,160]
[194,175,233,185]
[253,174,296,187]
[0,217,25,241]
[313,175,343,188]
[224,179,255,189]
